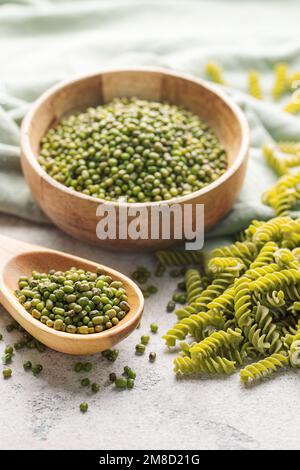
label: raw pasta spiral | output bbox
[174,354,236,375]
[249,241,278,269]
[283,99,300,115]
[155,249,203,267]
[208,257,245,275]
[288,321,300,367]
[175,271,235,319]
[211,241,258,267]
[252,217,290,243]
[207,286,235,315]
[249,269,300,294]
[288,71,300,88]
[240,353,288,383]
[189,328,242,359]
[285,284,300,301]
[242,322,271,355]
[254,290,285,308]
[274,248,298,268]
[272,63,289,100]
[205,62,226,85]
[254,304,283,354]
[185,269,204,303]
[248,70,263,100]
[278,141,300,155]
[221,341,255,365]
[163,311,223,347]
[262,145,287,176]
[263,174,300,216]
[234,277,253,328]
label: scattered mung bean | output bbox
[80,402,88,413]
[123,366,136,380]
[109,372,117,383]
[115,377,127,389]
[74,362,83,372]
[83,362,92,372]
[2,367,12,379]
[23,361,32,371]
[101,349,119,362]
[150,323,158,334]
[149,352,157,363]
[166,300,176,313]
[81,378,90,387]
[135,344,146,355]
[141,335,150,345]
[32,364,43,376]
[91,383,100,393]
[127,378,134,389]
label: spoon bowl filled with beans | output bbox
[0,234,144,355]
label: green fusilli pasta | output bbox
[207,287,235,316]
[185,269,204,303]
[284,99,300,115]
[208,257,245,275]
[242,322,271,355]
[240,353,288,383]
[249,241,278,269]
[263,174,300,216]
[254,304,283,354]
[274,248,299,268]
[278,141,300,155]
[211,241,258,267]
[155,249,203,267]
[175,271,235,319]
[254,290,285,308]
[174,354,236,375]
[162,215,300,385]
[262,145,287,176]
[205,62,226,85]
[288,321,300,368]
[249,269,300,294]
[189,328,242,360]
[272,63,289,100]
[234,277,253,329]
[248,70,263,100]
[163,311,223,347]
[252,217,290,243]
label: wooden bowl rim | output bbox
[21,66,250,208]
[2,250,144,344]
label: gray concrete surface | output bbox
[0,214,299,450]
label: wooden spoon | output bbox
[0,235,144,355]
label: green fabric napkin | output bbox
[1,0,300,237]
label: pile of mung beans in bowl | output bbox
[15,267,131,335]
[38,97,227,202]
[21,69,249,249]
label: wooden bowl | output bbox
[20,67,250,251]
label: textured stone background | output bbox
[0,214,299,450]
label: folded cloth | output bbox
[1,0,300,236]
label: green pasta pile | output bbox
[161,216,300,383]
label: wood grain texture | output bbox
[0,235,144,355]
[20,67,250,250]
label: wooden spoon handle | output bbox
[0,234,44,265]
